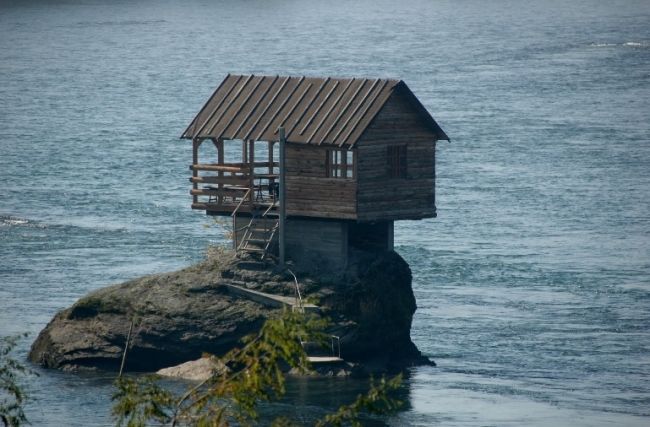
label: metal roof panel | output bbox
[182,74,449,145]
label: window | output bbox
[327,149,354,179]
[387,145,407,178]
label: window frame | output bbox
[326,148,355,179]
[387,145,407,178]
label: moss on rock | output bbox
[29,248,431,373]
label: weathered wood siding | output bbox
[285,144,357,219]
[285,218,348,270]
[356,88,438,221]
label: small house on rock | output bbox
[182,74,448,269]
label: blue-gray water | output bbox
[1,0,649,425]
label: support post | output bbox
[192,139,199,204]
[249,140,255,203]
[278,127,286,266]
[216,138,224,205]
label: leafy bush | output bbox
[1,334,36,427]
[112,310,402,426]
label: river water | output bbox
[1,0,649,425]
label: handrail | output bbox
[231,188,251,250]
[286,268,343,359]
[263,222,279,255]
[262,198,277,217]
[237,216,257,252]
[231,188,251,218]
[330,335,341,358]
[285,268,303,311]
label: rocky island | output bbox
[29,248,433,375]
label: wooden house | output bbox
[181,74,448,269]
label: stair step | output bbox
[223,283,320,312]
[246,238,268,244]
[242,247,265,253]
[236,216,277,258]
[307,356,344,364]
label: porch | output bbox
[190,139,280,215]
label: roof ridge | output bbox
[228,73,401,82]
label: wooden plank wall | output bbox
[356,88,438,221]
[285,218,348,270]
[285,144,357,219]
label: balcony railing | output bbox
[189,161,279,214]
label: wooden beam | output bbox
[249,139,255,203]
[192,139,199,203]
[197,161,279,168]
[279,127,286,266]
[192,202,254,214]
[253,173,279,179]
[190,188,248,196]
[190,176,250,186]
[190,164,247,173]
[217,138,225,204]
[268,141,274,175]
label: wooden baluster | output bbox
[216,138,224,205]
[249,140,255,205]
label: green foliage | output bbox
[111,310,402,426]
[1,334,36,427]
[315,375,403,427]
[172,310,328,426]
[112,376,174,427]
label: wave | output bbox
[69,19,167,28]
[0,215,46,229]
[590,41,648,48]
[0,213,136,233]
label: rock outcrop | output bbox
[29,248,432,373]
[157,356,228,381]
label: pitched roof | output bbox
[181,74,449,146]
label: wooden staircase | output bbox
[236,204,278,259]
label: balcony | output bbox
[189,161,279,215]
